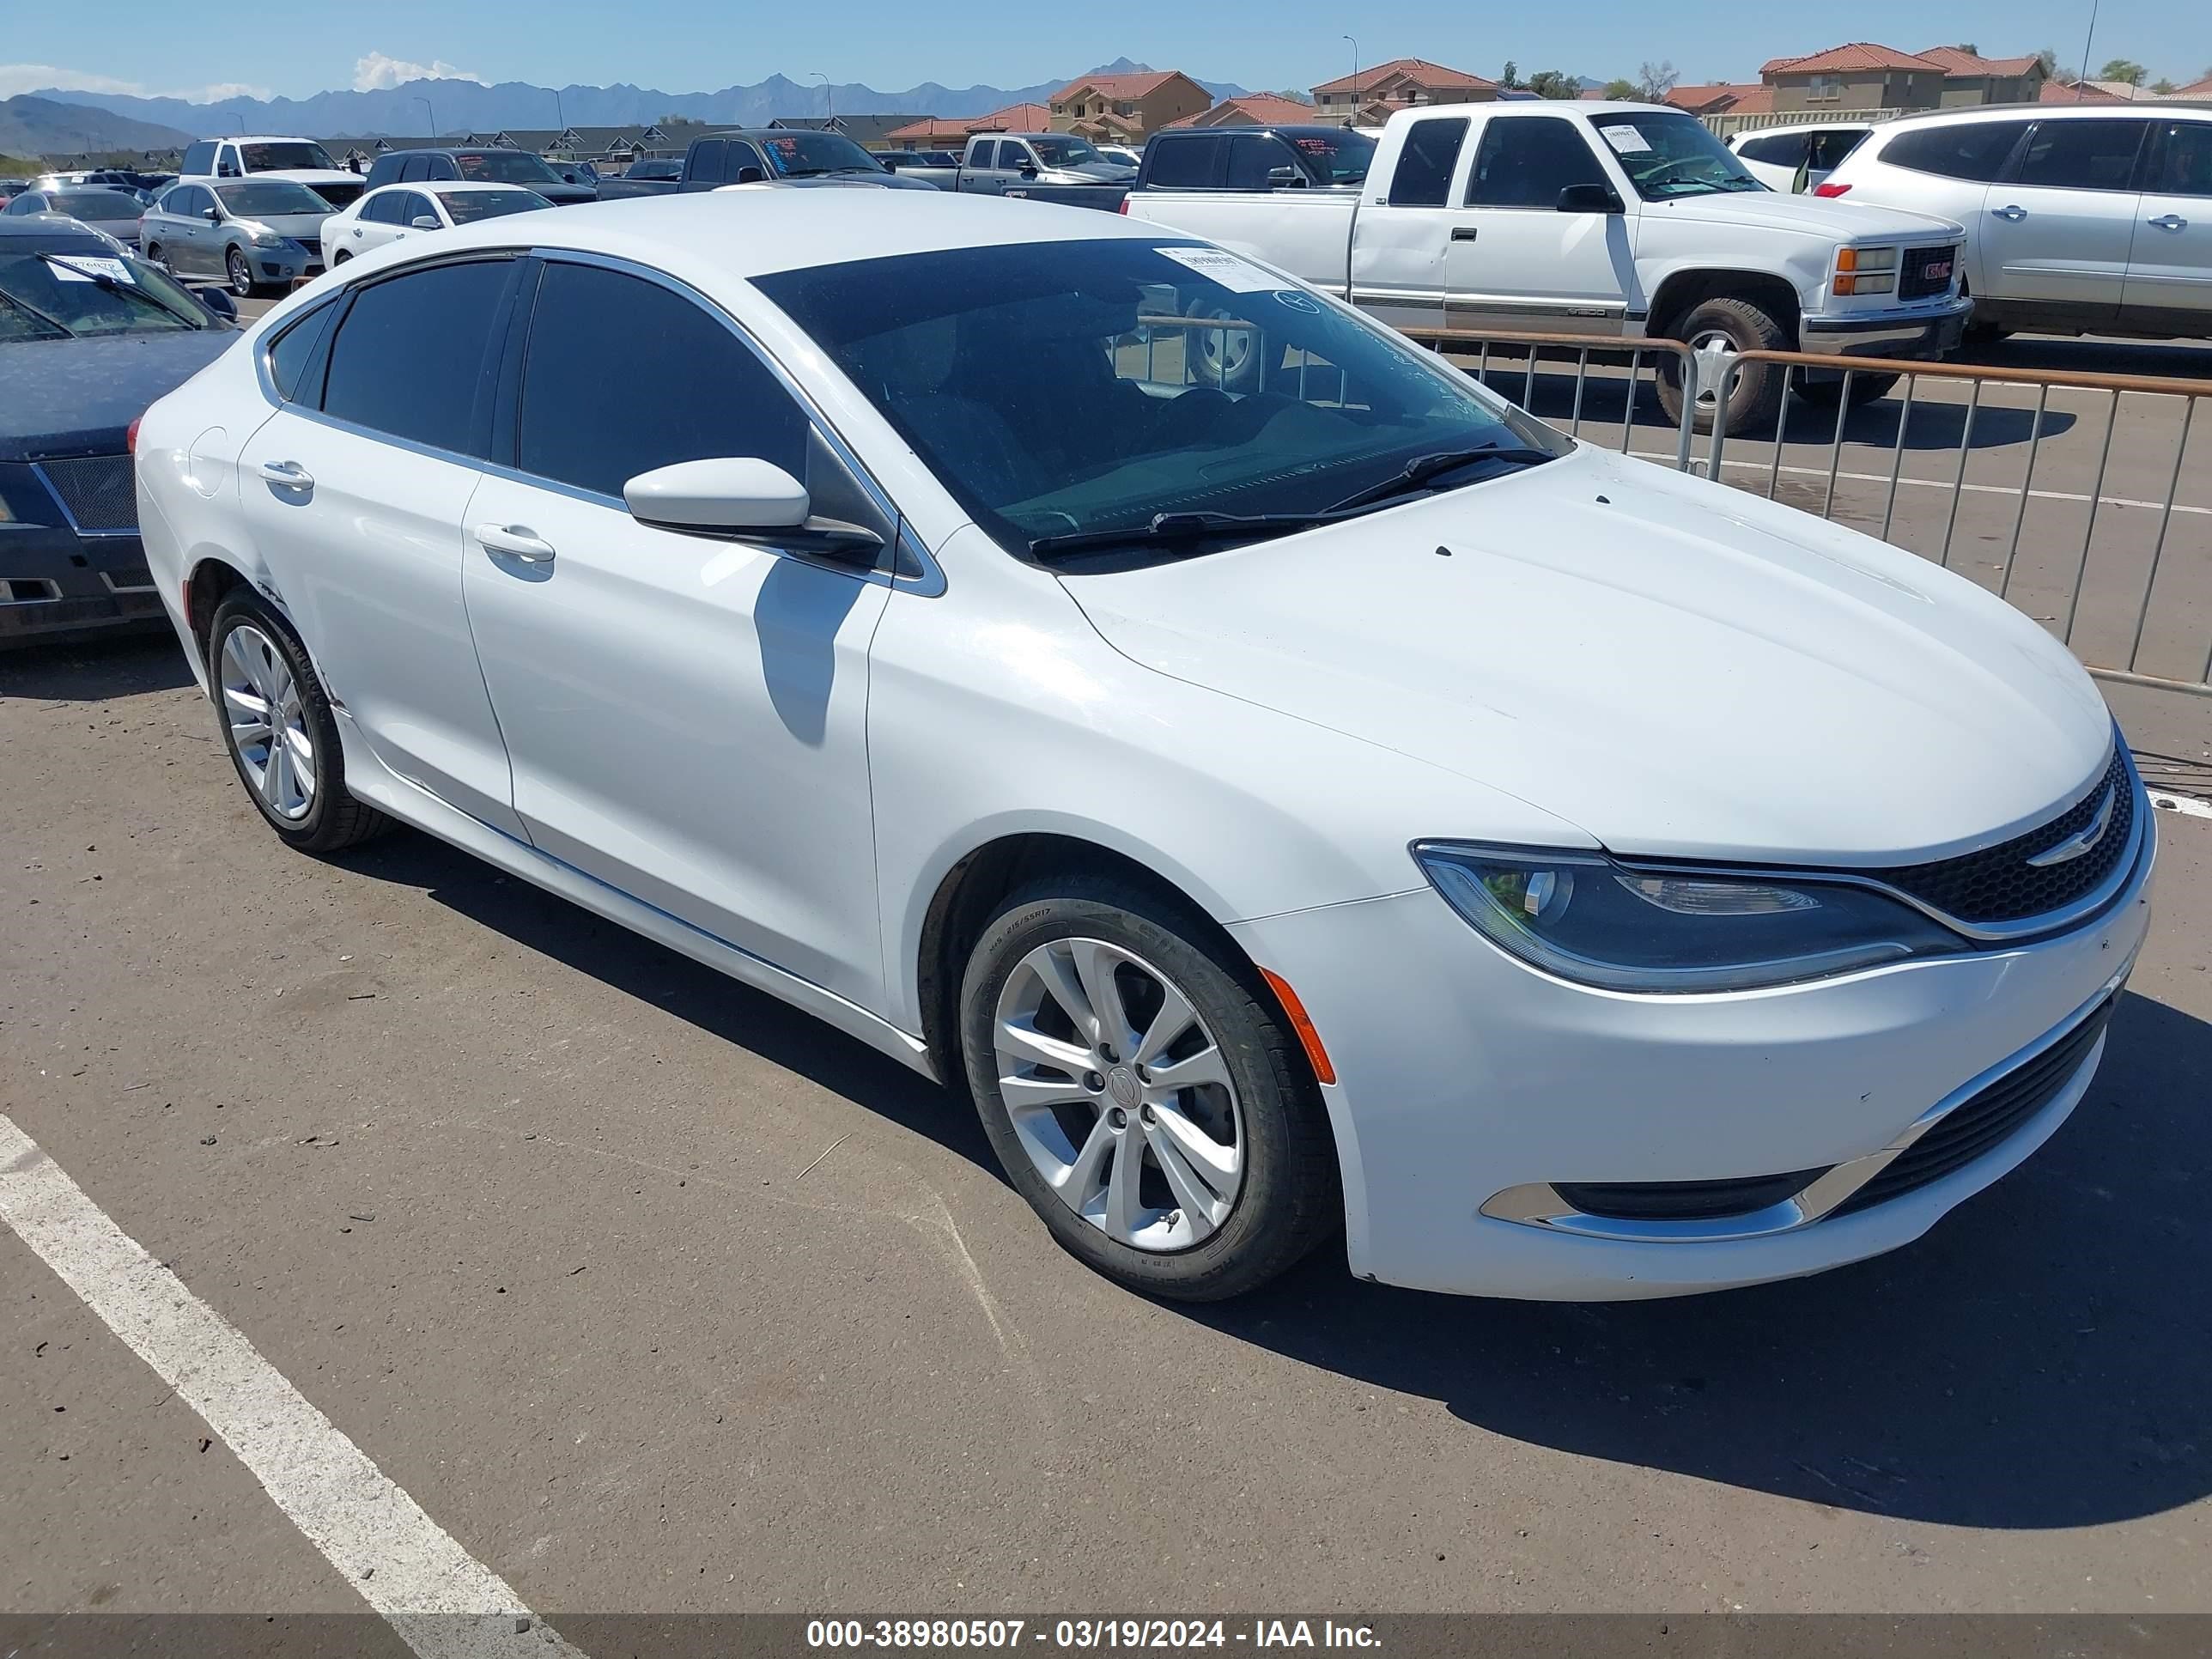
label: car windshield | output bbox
[453,151,563,185]
[215,180,331,216]
[759,132,884,177]
[754,238,1563,562]
[0,248,212,339]
[240,142,336,172]
[1030,137,1105,167]
[1288,129,1375,185]
[1589,112,1764,198]
[440,188,552,222]
[46,189,143,220]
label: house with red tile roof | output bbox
[884,103,1056,145]
[1915,46,2049,105]
[1760,43,1948,112]
[1161,94,1324,131]
[1048,71,1211,142]
[1663,82,1768,114]
[1309,57,1498,127]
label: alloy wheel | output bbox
[1688,326,1741,409]
[992,937,1245,1252]
[220,623,317,820]
[227,248,253,297]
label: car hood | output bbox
[1063,446,2112,865]
[238,213,331,239]
[1644,190,1962,242]
[0,329,234,460]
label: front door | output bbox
[1347,113,1472,334]
[2124,118,2212,325]
[1979,118,2150,319]
[460,258,892,1005]
[236,258,527,838]
[1445,113,1636,334]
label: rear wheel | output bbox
[1794,371,1901,409]
[209,592,392,854]
[1654,295,1790,436]
[142,241,167,273]
[960,878,1339,1301]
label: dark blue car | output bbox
[0,218,238,646]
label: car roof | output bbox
[365,179,538,193]
[0,216,125,250]
[1881,100,2212,127]
[225,135,328,144]
[1732,119,1875,137]
[422,186,1173,280]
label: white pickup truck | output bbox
[1123,101,1972,432]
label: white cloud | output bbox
[0,63,273,101]
[353,52,486,92]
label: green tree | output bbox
[1526,70,1580,100]
[1498,60,1522,90]
[2099,58,2146,85]
[2152,77,2178,94]
[1602,78,1639,100]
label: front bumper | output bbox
[248,241,319,283]
[0,525,164,645]
[1800,294,1973,361]
[1229,800,2155,1300]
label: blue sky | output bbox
[3,0,2207,104]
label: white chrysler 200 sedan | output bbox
[133,191,2154,1303]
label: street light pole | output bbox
[554,88,566,131]
[1341,35,1358,129]
[812,71,832,123]
[2075,0,2102,100]
[415,94,436,137]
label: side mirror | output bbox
[195,285,238,320]
[734,165,766,185]
[410,215,441,229]
[1017,161,1038,176]
[1266,165,1305,189]
[1557,182,1624,214]
[623,458,884,562]
[201,205,220,222]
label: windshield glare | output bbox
[1589,112,1764,198]
[1030,137,1103,167]
[454,151,562,185]
[48,189,143,220]
[240,142,336,172]
[1291,129,1375,185]
[441,189,553,222]
[0,250,211,339]
[761,132,883,176]
[754,239,1561,560]
[215,181,331,216]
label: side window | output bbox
[1735,135,1795,166]
[265,300,340,404]
[177,186,210,216]
[690,140,725,181]
[727,143,766,179]
[2014,120,2149,191]
[1881,120,2027,182]
[515,262,806,500]
[1466,118,1608,208]
[182,141,216,176]
[320,260,514,456]
[397,192,434,224]
[1145,136,1222,189]
[1809,130,1868,172]
[1225,135,1295,191]
[358,191,393,224]
[216,144,241,178]
[2148,122,2212,198]
[1389,118,1468,208]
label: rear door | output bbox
[1980,117,2151,319]
[1446,113,1635,332]
[235,258,527,837]
[2124,118,2212,326]
[684,139,725,191]
[1347,113,1471,333]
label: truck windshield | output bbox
[755,238,1564,563]
[1030,137,1103,167]
[1289,129,1375,185]
[1588,112,1764,199]
[760,133,885,177]
[240,142,337,173]
[453,151,565,185]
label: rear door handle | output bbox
[1991,204,2027,222]
[258,459,312,488]
[2148,213,2188,232]
[474,524,556,565]
[1450,226,1479,242]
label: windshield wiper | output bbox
[35,253,200,328]
[1324,445,1556,515]
[0,284,74,338]
[1028,509,1352,562]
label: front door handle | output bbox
[1450,226,1479,242]
[2148,213,2188,232]
[258,459,312,489]
[474,524,556,565]
[1991,204,2027,222]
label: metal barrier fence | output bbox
[1407,329,2212,698]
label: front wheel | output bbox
[331,250,349,265]
[225,246,256,298]
[960,878,1339,1301]
[1653,296,1790,436]
[142,241,167,273]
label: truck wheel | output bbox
[1793,372,1900,410]
[1183,295,1265,393]
[1654,296,1788,437]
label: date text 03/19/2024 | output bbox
[805,1620,1383,1649]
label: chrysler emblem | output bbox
[2025,784,2117,868]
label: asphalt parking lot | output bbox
[3,621,2210,1628]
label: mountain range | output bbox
[0,94,194,159]
[20,59,1253,147]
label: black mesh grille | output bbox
[1861,749,2133,926]
[1832,996,2115,1217]
[38,455,137,533]
[1899,244,1960,301]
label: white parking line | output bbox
[0,1115,584,1659]
[2149,789,2212,821]
[1624,448,2212,517]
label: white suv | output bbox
[1816,104,2212,339]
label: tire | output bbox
[1964,320,2011,347]
[1793,371,1900,410]
[208,592,393,855]
[226,246,256,299]
[1654,295,1790,436]
[331,250,349,265]
[142,241,166,273]
[959,877,1339,1301]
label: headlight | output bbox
[246,228,283,247]
[1413,842,1965,994]
[1834,246,1896,297]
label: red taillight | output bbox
[1813,181,1851,198]
[1116,195,1129,215]
[126,415,142,453]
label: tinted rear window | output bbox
[2016,119,2150,191]
[320,259,513,455]
[1389,118,1468,208]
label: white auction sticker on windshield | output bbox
[1157,246,1282,294]
[1601,125,1654,155]
[49,256,136,284]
